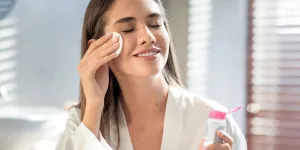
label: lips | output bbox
[133,48,160,57]
[136,51,159,57]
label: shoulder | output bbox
[169,86,245,140]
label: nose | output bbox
[137,25,156,45]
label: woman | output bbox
[56,0,247,149]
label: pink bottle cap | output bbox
[209,106,243,120]
[209,110,227,120]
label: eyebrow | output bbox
[113,13,162,25]
[147,13,162,19]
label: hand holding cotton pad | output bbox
[112,32,123,56]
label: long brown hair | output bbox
[77,0,182,144]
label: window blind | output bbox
[187,0,212,96]
[0,0,15,20]
[247,0,300,149]
[0,0,17,105]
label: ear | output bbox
[88,39,96,47]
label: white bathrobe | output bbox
[56,86,247,150]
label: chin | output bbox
[119,62,166,78]
[131,66,163,77]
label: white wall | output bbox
[5,0,89,107]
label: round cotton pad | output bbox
[112,32,123,56]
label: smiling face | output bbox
[104,0,170,79]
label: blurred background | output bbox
[0,0,299,150]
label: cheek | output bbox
[108,37,135,69]
[120,34,136,55]
[108,56,125,75]
[156,26,169,43]
[156,29,170,53]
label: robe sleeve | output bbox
[55,108,113,150]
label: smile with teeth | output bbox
[136,51,159,57]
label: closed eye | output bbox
[149,24,162,28]
[123,29,134,33]
[122,24,161,33]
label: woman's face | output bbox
[104,0,170,78]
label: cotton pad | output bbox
[112,32,123,56]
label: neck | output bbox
[116,73,169,123]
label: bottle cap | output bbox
[209,110,226,120]
[209,106,243,120]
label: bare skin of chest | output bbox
[128,120,164,150]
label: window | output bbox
[247,0,300,149]
[0,17,17,104]
[187,0,212,96]
[0,0,15,20]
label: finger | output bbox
[78,42,120,76]
[198,138,204,150]
[217,130,234,147]
[97,38,120,57]
[85,33,113,56]
[91,42,120,62]
[84,35,119,62]
[99,34,119,51]
[209,143,231,150]
[90,33,120,56]
[86,52,118,77]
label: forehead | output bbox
[105,0,162,24]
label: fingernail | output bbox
[105,33,112,37]
[218,130,224,136]
[112,42,120,48]
[112,35,119,42]
[202,139,209,150]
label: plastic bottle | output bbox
[204,106,242,148]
